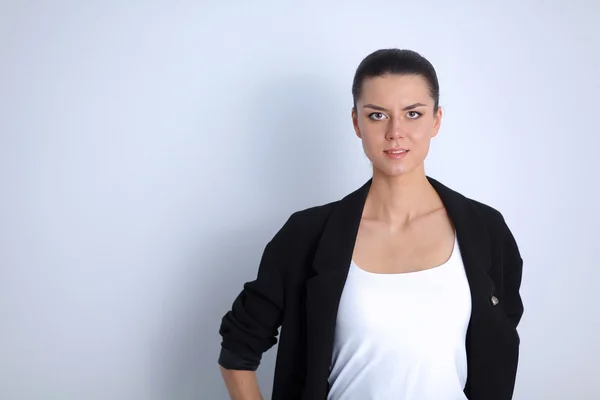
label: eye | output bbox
[368,112,388,121]
[407,111,422,119]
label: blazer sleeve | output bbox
[217,214,296,371]
[502,220,524,329]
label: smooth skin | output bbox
[351,74,454,275]
[221,73,450,399]
[220,367,263,400]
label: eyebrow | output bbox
[363,103,427,112]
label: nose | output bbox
[385,118,405,141]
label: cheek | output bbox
[361,131,386,154]
[407,123,432,140]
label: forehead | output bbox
[358,74,432,107]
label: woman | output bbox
[218,49,524,400]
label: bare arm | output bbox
[220,366,263,400]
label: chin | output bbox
[372,157,425,178]
[373,164,411,178]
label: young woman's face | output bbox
[352,74,442,178]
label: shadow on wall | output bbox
[157,74,341,399]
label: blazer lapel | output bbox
[428,178,497,397]
[303,180,370,398]
[303,177,497,399]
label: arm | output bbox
[220,366,263,400]
[502,220,524,329]
[218,215,296,398]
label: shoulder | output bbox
[446,186,522,259]
[432,177,508,229]
[262,201,339,281]
[445,183,514,242]
[431,176,516,246]
[468,197,507,228]
[274,200,338,244]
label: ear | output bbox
[352,107,362,139]
[431,106,443,138]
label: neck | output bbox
[365,166,440,225]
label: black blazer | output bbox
[218,177,524,400]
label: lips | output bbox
[384,148,409,160]
[384,149,409,154]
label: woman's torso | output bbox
[327,201,472,399]
[328,232,472,399]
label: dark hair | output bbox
[352,49,440,112]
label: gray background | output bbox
[1,1,599,399]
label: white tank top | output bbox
[327,235,472,400]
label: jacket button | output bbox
[491,295,499,306]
